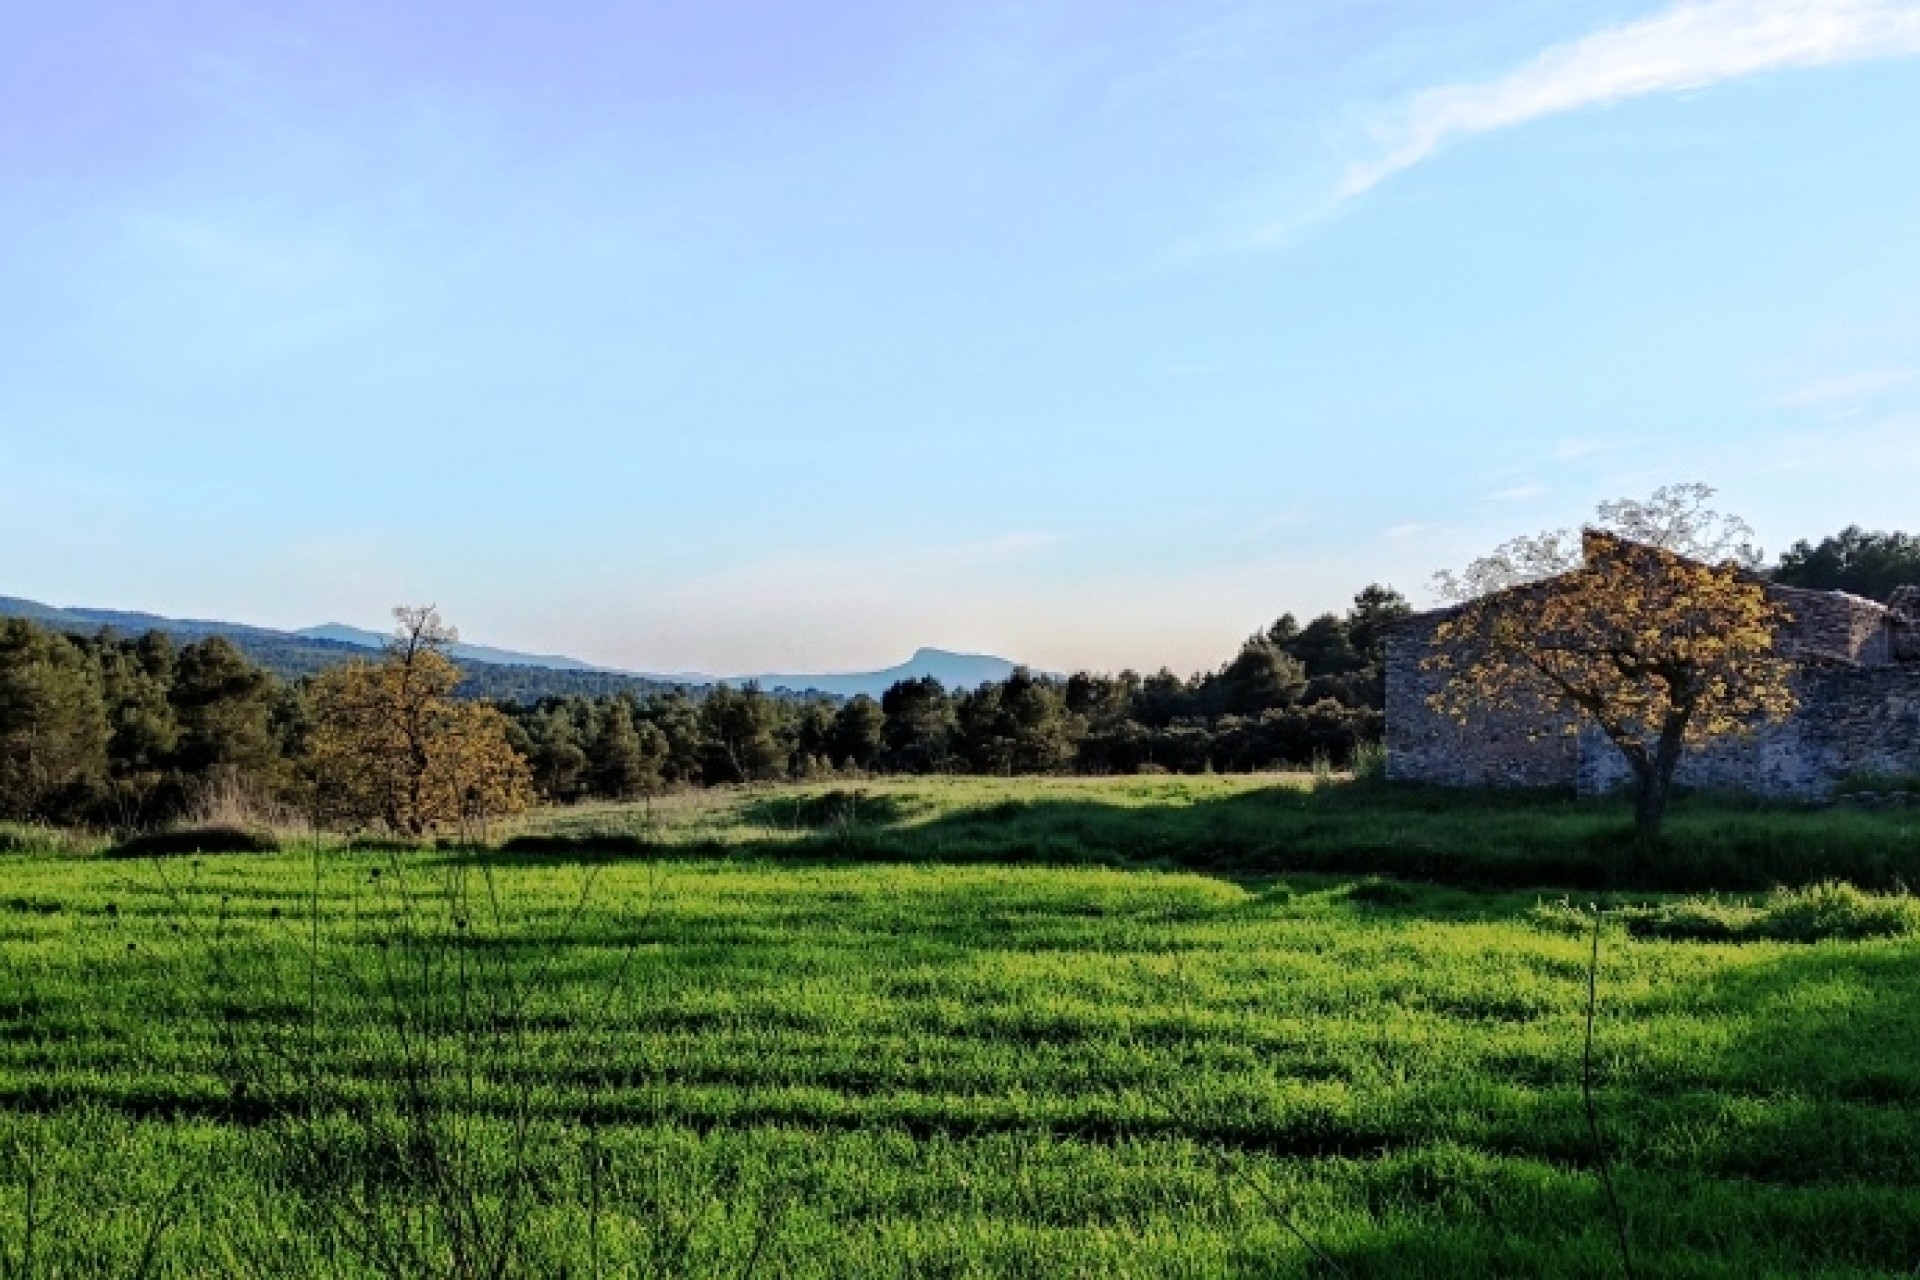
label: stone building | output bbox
[1384,543,1920,799]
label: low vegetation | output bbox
[4,776,1919,1276]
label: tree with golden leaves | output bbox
[306,607,533,838]
[1428,529,1796,834]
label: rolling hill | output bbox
[0,598,1029,700]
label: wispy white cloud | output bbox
[1552,437,1617,462]
[1769,368,1918,407]
[1341,0,1920,199]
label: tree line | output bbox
[4,520,1911,830]
[0,587,1407,827]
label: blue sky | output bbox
[4,0,1919,674]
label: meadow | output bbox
[4,775,1920,1277]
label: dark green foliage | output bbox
[0,620,109,821]
[1280,612,1363,678]
[1773,525,1920,601]
[1215,638,1307,716]
[522,702,591,800]
[828,695,885,770]
[1264,585,1411,713]
[953,669,1081,775]
[95,633,179,812]
[0,579,1435,819]
[880,676,955,771]
[168,637,281,784]
[699,683,786,783]
[0,619,325,827]
[589,697,663,799]
[1344,583,1414,667]
[450,663,692,704]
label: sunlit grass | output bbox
[4,777,1919,1275]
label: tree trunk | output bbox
[1633,713,1690,837]
[1632,769,1669,835]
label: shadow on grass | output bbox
[1308,942,1920,1276]
[448,781,1920,895]
[107,825,281,858]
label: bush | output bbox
[1625,882,1920,943]
[734,789,914,833]
[111,824,281,858]
[1346,876,1417,906]
[1759,881,1920,942]
[1348,741,1388,783]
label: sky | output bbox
[4,0,1919,676]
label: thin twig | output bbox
[1225,1155,1351,1279]
[123,1163,196,1280]
[15,1149,37,1280]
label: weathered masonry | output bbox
[1385,564,1920,799]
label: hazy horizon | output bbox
[6,1,1918,674]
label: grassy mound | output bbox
[741,788,912,829]
[110,824,281,858]
[1626,881,1920,943]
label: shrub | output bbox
[1759,880,1920,942]
[1346,876,1417,906]
[1348,740,1388,783]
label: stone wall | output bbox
[1385,571,1920,799]
[1891,587,1920,663]
[1769,584,1894,665]
[1384,611,1579,787]
[1576,666,1920,799]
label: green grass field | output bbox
[4,776,1920,1277]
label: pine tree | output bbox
[589,698,657,799]
[0,620,109,821]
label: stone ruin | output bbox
[1891,586,1920,663]
[1385,546,1920,800]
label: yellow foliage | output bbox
[305,610,533,836]
[1427,531,1797,828]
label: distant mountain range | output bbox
[293,623,604,673]
[715,649,1021,698]
[0,596,1025,700]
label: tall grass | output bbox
[6,781,1920,1275]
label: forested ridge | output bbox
[0,596,690,703]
